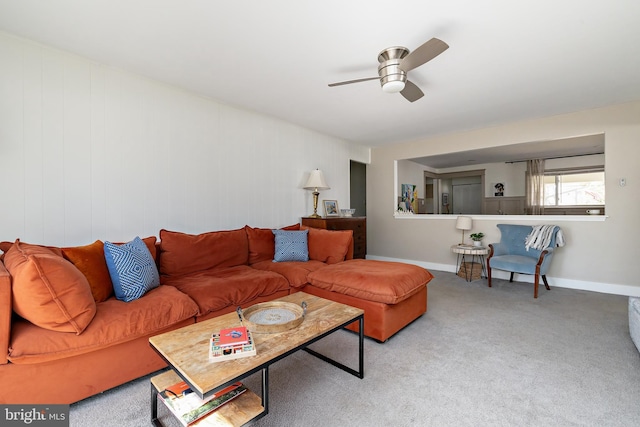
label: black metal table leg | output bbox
[151,382,161,426]
[358,315,364,378]
[262,366,269,416]
[303,314,365,379]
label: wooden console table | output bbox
[301,217,366,259]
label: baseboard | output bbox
[365,255,640,297]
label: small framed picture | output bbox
[323,200,339,217]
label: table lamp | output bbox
[303,169,330,218]
[455,216,472,245]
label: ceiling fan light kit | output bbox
[378,46,408,93]
[329,38,449,102]
[382,79,406,93]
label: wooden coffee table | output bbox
[149,292,364,426]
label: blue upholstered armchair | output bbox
[487,224,561,298]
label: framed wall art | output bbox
[401,183,418,213]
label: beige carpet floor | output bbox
[69,270,640,426]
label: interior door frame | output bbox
[423,169,485,214]
[350,160,367,216]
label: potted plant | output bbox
[470,232,484,247]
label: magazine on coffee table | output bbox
[159,380,246,426]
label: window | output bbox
[543,169,605,206]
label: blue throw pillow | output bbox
[104,236,160,302]
[272,229,309,262]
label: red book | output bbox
[165,381,192,397]
[217,326,249,347]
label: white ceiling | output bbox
[1,0,639,148]
[411,133,605,168]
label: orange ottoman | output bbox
[306,259,433,342]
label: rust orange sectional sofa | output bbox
[0,223,431,405]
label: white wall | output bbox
[0,32,369,246]
[483,162,526,197]
[369,102,640,296]
[397,159,427,199]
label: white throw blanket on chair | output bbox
[525,225,565,251]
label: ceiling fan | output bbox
[328,37,449,102]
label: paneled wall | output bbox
[0,32,369,246]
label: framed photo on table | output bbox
[323,200,339,217]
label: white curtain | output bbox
[526,159,545,215]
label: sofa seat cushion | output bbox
[251,260,327,288]
[162,265,289,317]
[8,285,198,364]
[307,259,433,305]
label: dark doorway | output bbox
[350,160,366,216]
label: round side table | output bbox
[451,245,489,282]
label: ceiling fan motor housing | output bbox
[378,47,409,93]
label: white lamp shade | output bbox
[304,169,330,190]
[455,216,472,230]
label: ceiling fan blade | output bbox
[400,80,424,102]
[400,38,449,72]
[328,77,380,87]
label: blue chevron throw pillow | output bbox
[104,236,160,302]
[272,229,309,262]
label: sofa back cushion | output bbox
[0,241,13,256]
[61,237,158,302]
[104,237,160,302]
[159,228,248,277]
[4,240,96,335]
[1,241,63,257]
[62,240,113,302]
[272,229,309,262]
[302,226,353,264]
[245,224,301,265]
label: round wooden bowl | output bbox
[239,301,307,334]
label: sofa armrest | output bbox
[0,260,12,365]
